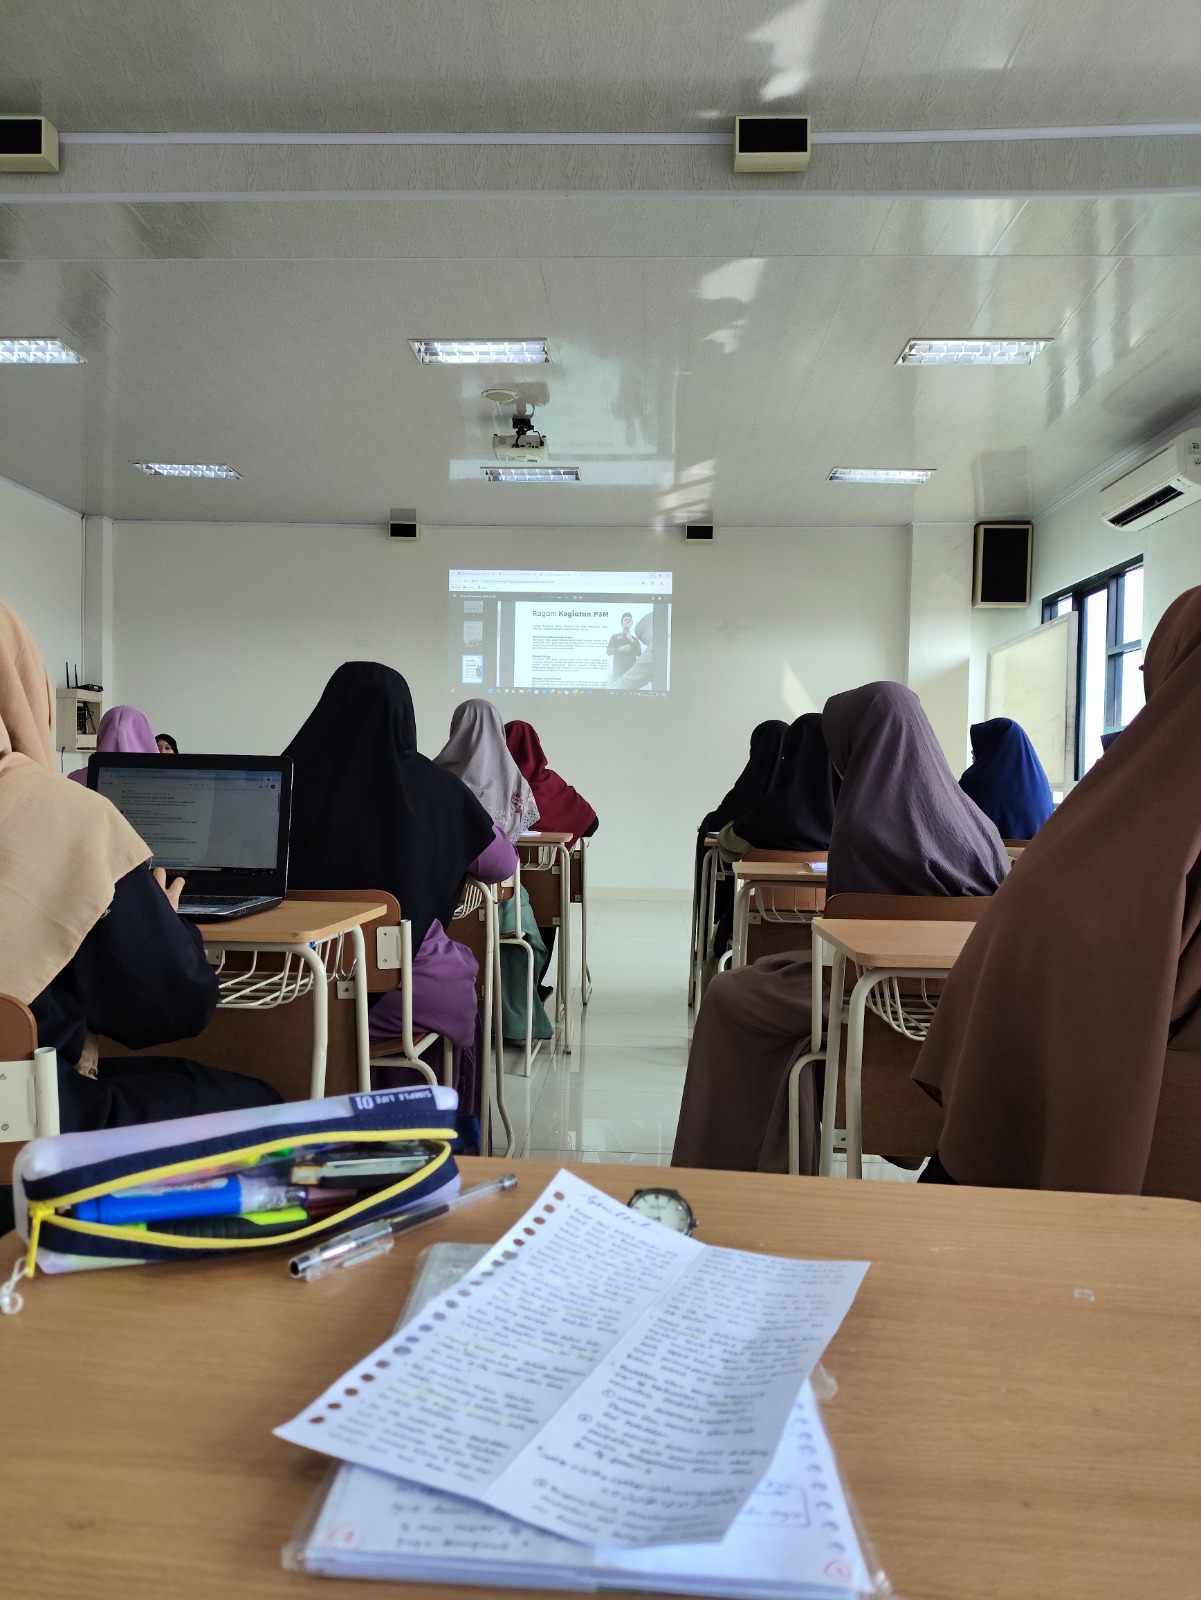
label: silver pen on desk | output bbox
[289,1174,518,1282]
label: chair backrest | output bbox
[285,889,402,993]
[0,993,58,1183]
[822,892,992,923]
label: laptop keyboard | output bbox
[181,896,274,917]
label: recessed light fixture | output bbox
[897,338,1051,366]
[410,338,550,365]
[133,462,241,480]
[484,466,579,484]
[828,467,933,485]
[0,337,85,364]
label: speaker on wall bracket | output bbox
[973,521,1032,608]
[685,523,715,543]
[389,507,419,541]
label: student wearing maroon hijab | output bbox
[503,721,598,847]
[504,720,598,998]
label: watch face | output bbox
[628,1188,695,1234]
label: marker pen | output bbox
[72,1177,316,1226]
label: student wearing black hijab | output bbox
[708,714,838,962]
[283,664,517,1143]
[694,720,789,984]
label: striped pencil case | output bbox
[8,1085,460,1288]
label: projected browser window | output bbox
[449,570,672,696]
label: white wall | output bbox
[0,473,84,732]
[907,523,974,771]
[111,521,910,891]
[968,484,1201,725]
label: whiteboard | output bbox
[985,612,1078,793]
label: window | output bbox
[1043,560,1143,777]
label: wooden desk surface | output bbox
[814,916,975,969]
[3,1159,1198,1600]
[734,858,829,881]
[518,831,572,845]
[195,898,388,945]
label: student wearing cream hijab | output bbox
[0,605,278,1189]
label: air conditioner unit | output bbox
[1099,434,1201,532]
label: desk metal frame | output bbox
[204,924,371,1100]
[730,866,827,969]
[515,837,574,1056]
[789,922,956,1178]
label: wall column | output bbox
[82,514,114,693]
[906,522,974,772]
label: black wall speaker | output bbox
[389,520,420,541]
[685,523,715,543]
[973,521,1032,608]
[732,116,810,173]
[0,114,60,173]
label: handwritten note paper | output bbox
[291,1382,871,1597]
[276,1170,867,1550]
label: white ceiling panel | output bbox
[6,0,1201,133]
[3,236,1198,527]
[2,7,1201,533]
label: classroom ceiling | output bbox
[2,2,1201,529]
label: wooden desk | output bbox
[197,898,387,1100]
[808,918,974,1178]
[3,1158,1198,1600]
[731,854,829,968]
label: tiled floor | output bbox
[498,893,920,1182]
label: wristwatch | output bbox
[627,1187,697,1235]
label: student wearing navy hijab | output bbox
[959,717,1054,841]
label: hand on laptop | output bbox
[152,866,186,912]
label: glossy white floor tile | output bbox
[496,892,922,1183]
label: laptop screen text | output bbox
[96,767,282,875]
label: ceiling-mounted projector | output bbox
[493,412,549,463]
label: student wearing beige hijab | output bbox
[915,586,1201,1199]
[0,604,278,1192]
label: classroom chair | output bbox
[788,893,992,1176]
[0,994,58,1185]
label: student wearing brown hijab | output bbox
[0,604,279,1177]
[915,586,1201,1200]
[672,682,1008,1175]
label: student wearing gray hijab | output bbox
[435,698,539,842]
[435,696,550,1045]
[671,682,1009,1174]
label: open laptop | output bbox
[88,753,292,921]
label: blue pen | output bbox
[72,1176,309,1226]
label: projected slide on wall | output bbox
[449,570,672,695]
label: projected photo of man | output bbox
[606,611,642,683]
[612,613,654,690]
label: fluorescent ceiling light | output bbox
[484,466,579,484]
[897,338,1051,366]
[827,467,934,484]
[410,338,549,365]
[0,337,85,364]
[133,462,241,479]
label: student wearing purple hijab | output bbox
[67,704,159,782]
[672,682,1009,1175]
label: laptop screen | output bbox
[91,759,288,880]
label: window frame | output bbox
[1042,558,1143,778]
